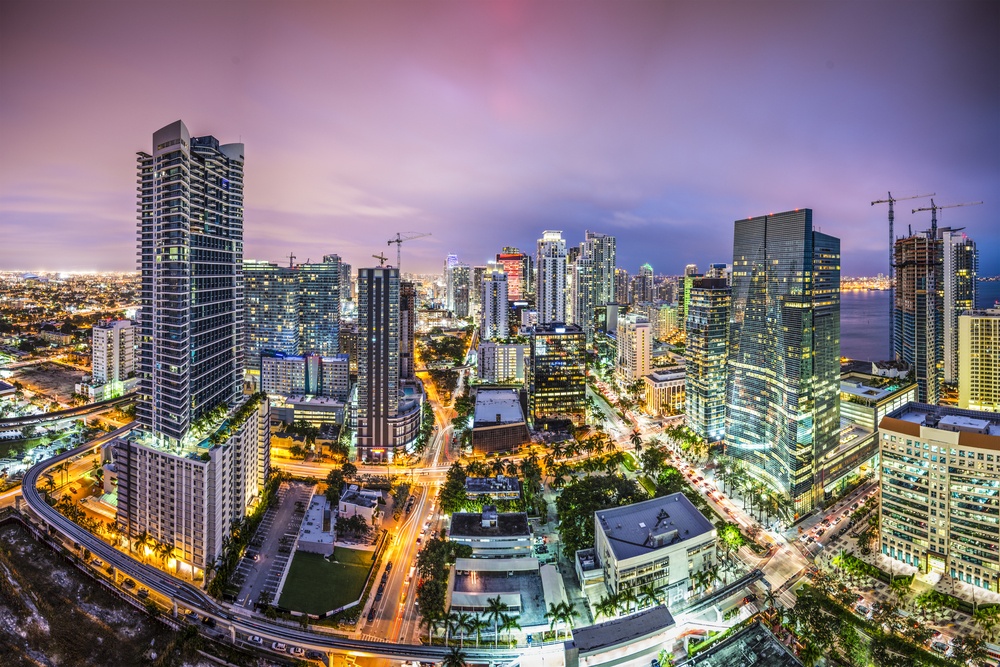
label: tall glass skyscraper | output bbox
[941,228,978,385]
[725,209,840,513]
[298,255,341,355]
[536,231,567,324]
[893,232,943,404]
[685,277,730,443]
[244,260,300,367]
[119,120,269,575]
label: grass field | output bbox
[278,548,374,614]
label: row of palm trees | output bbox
[422,600,520,648]
[713,456,794,525]
[101,521,182,574]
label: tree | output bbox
[289,444,304,459]
[485,596,508,648]
[135,529,153,562]
[555,474,647,556]
[341,461,358,480]
[799,640,823,667]
[558,601,579,636]
[974,605,1000,641]
[500,612,521,646]
[629,430,643,454]
[595,593,619,620]
[440,462,468,515]
[455,611,474,648]
[442,646,467,667]
[638,584,663,609]
[838,622,867,667]
[324,468,346,503]
[951,634,988,666]
[20,424,37,440]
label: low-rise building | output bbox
[565,605,677,667]
[879,403,1000,591]
[471,387,530,455]
[465,475,521,501]
[448,557,566,632]
[339,485,381,526]
[590,493,716,606]
[298,494,334,556]
[448,506,532,558]
[643,366,685,417]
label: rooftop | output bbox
[450,511,530,538]
[341,487,379,508]
[568,605,675,654]
[473,388,525,426]
[465,475,520,495]
[680,621,803,666]
[880,403,1000,442]
[646,366,685,382]
[597,493,715,561]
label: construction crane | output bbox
[387,232,431,271]
[372,252,388,267]
[911,199,983,237]
[286,252,296,268]
[871,192,933,358]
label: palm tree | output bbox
[629,430,643,454]
[762,588,778,612]
[558,602,580,637]
[42,477,56,498]
[444,610,459,644]
[638,584,662,609]
[470,616,487,648]
[455,612,475,648]
[595,593,618,620]
[619,588,639,614]
[422,612,441,645]
[500,613,521,646]
[442,646,467,667]
[135,529,153,561]
[485,595,508,648]
[799,640,823,667]
[546,602,563,637]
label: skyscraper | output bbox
[399,280,417,380]
[685,277,730,442]
[570,252,596,341]
[958,309,1000,411]
[585,231,617,307]
[481,264,509,340]
[941,229,978,385]
[244,260,300,367]
[298,255,341,355]
[725,209,840,512]
[119,120,269,575]
[616,314,652,387]
[634,263,654,304]
[528,323,586,426]
[893,232,943,404]
[91,319,135,385]
[614,267,630,304]
[536,231,567,324]
[444,253,460,311]
[452,263,471,318]
[357,267,423,461]
[496,248,527,301]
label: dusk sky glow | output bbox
[1,1,997,276]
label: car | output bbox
[742,594,757,604]
[248,635,263,644]
[856,605,870,617]
[306,651,325,661]
[416,538,422,545]
[123,578,135,589]
[386,561,393,572]
[289,646,304,656]
[137,588,149,598]
[368,608,376,622]
[92,558,104,567]
[271,642,287,651]
[931,641,949,654]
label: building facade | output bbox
[400,280,417,380]
[481,264,509,340]
[893,232,943,404]
[685,278,730,442]
[124,120,269,575]
[643,367,686,417]
[91,319,135,384]
[298,255,341,356]
[959,309,1000,411]
[879,403,1000,591]
[725,209,840,513]
[477,341,529,384]
[941,229,978,385]
[497,249,528,301]
[536,231,568,324]
[260,352,350,400]
[617,314,652,387]
[528,323,586,426]
[243,260,300,368]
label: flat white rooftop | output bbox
[474,388,524,425]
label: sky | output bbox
[1,0,998,277]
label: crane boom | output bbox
[872,191,933,360]
[387,232,431,271]
[912,200,983,237]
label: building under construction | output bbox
[893,232,943,404]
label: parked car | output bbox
[248,635,263,644]
[271,642,287,651]
[123,579,135,589]
[92,558,104,567]
[289,646,304,656]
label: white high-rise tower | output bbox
[536,231,567,324]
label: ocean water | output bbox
[839,281,1000,362]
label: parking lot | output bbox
[234,481,313,609]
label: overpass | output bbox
[19,429,524,665]
[0,393,134,429]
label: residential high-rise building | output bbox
[685,264,699,278]
[399,281,417,380]
[243,260,300,367]
[585,231,617,306]
[941,229,978,385]
[614,267,630,305]
[725,209,840,512]
[497,248,527,301]
[357,267,423,461]
[481,264,509,340]
[571,252,596,341]
[91,319,135,384]
[685,277,730,442]
[893,232,943,404]
[120,120,269,576]
[528,323,585,426]
[471,265,488,318]
[452,263,471,318]
[339,261,353,303]
[958,309,1000,411]
[444,254,460,311]
[679,272,703,335]
[477,341,529,384]
[536,231,567,324]
[879,403,1000,590]
[634,263,654,304]
[260,352,350,400]
[617,314,652,387]
[298,255,341,355]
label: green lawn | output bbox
[278,549,373,614]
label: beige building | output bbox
[643,366,686,416]
[617,314,651,387]
[879,403,1000,591]
[959,309,1000,412]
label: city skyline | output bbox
[1,1,998,277]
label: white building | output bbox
[480,264,509,340]
[477,341,529,384]
[260,352,350,400]
[617,314,652,386]
[590,493,716,606]
[536,230,567,324]
[643,367,686,417]
[941,229,978,384]
[92,319,135,384]
[448,507,532,558]
[959,309,1000,411]
[339,485,381,527]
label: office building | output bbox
[477,341,529,384]
[399,280,417,380]
[298,255,341,356]
[643,367,685,417]
[357,266,423,461]
[879,403,1000,590]
[528,323,586,426]
[471,388,531,455]
[91,319,135,384]
[685,278,730,442]
[119,120,269,576]
[452,263,471,318]
[481,264,509,340]
[725,209,840,513]
[959,309,1000,411]
[243,260,300,368]
[941,229,978,385]
[616,314,652,387]
[536,231,568,324]
[589,494,716,605]
[260,352,350,401]
[497,248,528,301]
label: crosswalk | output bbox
[360,633,390,643]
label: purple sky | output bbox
[1,1,997,277]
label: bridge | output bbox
[0,393,134,429]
